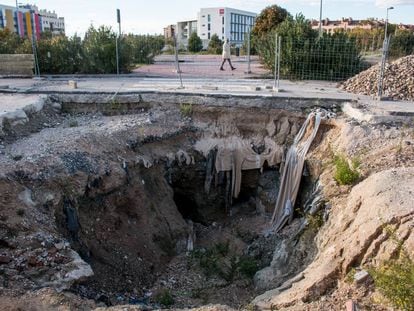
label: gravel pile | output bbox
[341,55,414,101]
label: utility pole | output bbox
[116,9,121,75]
[318,0,323,38]
[15,0,20,36]
[384,6,394,41]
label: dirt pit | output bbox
[0,94,366,310]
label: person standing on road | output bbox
[220,39,236,71]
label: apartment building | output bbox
[197,7,256,48]
[163,24,176,40]
[311,18,383,33]
[176,19,197,48]
[0,3,64,39]
[171,7,256,49]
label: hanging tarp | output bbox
[271,112,323,232]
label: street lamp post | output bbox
[15,0,20,36]
[318,0,323,37]
[384,6,394,41]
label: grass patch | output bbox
[368,224,414,310]
[306,212,324,230]
[369,255,414,310]
[334,154,360,185]
[68,119,79,127]
[238,257,259,278]
[154,288,174,307]
[179,103,193,117]
[189,241,259,282]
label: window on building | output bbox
[208,14,211,22]
[222,27,224,34]
[208,32,210,39]
[222,16,224,25]
[208,23,210,31]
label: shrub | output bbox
[179,103,193,117]
[334,154,360,185]
[188,32,202,52]
[238,257,259,278]
[154,289,174,307]
[0,27,164,74]
[207,34,222,54]
[369,255,414,310]
[253,14,366,81]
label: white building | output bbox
[174,7,256,49]
[38,8,65,34]
[197,7,256,48]
[176,19,197,49]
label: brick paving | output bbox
[133,54,269,78]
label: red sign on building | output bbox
[219,9,224,15]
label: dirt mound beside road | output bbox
[341,55,414,101]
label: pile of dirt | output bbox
[340,55,414,101]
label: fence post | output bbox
[277,35,281,90]
[273,34,281,92]
[116,9,121,75]
[377,35,391,99]
[245,27,251,74]
[174,35,184,89]
[31,32,40,77]
[273,33,278,90]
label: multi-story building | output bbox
[311,18,383,33]
[163,24,176,41]
[0,3,64,39]
[37,8,65,34]
[176,19,197,48]
[173,7,256,49]
[197,7,256,48]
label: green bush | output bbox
[207,34,222,54]
[179,103,193,117]
[0,27,164,74]
[253,14,367,81]
[369,226,414,311]
[188,32,202,52]
[334,154,360,185]
[238,257,259,278]
[154,288,174,307]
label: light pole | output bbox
[15,0,20,36]
[318,0,323,37]
[384,6,394,41]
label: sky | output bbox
[2,0,414,36]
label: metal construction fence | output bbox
[258,35,393,83]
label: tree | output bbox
[252,5,291,38]
[208,34,222,54]
[254,14,365,81]
[188,32,202,52]
[0,29,24,54]
[389,29,414,57]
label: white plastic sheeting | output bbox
[271,111,324,232]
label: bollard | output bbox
[68,80,78,89]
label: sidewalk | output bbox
[133,54,268,78]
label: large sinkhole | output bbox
[47,105,331,308]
